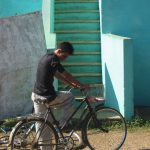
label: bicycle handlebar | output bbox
[66,86,105,103]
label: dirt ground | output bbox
[120,129,150,150]
[1,129,150,150]
[82,128,150,150]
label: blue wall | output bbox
[101,0,150,106]
[0,0,42,18]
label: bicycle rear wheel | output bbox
[9,117,58,150]
[83,106,127,150]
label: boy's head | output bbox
[55,42,74,61]
[57,42,74,55]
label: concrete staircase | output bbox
[54,0,102,97]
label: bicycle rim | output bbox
[83,107,127,150]
[9,118,58,150]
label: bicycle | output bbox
[8,87,127,150]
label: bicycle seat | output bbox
[87,96,105,103]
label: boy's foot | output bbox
[71,132,86,149]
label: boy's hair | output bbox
[58,42,74,55]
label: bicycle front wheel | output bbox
[83,106,127,150]
[9,117,58,150]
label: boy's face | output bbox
[57,49,70,61]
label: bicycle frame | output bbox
[42,96,102,139]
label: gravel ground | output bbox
[120,129,150,150]
[82,129,150,150]
[1,129,150,150]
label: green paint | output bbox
[55,22,100,31]
[50,0,54,33]
[57,33,100,41]
[55,12,99,20]
[55,2,98,10]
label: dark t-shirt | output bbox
[33,53,65,98]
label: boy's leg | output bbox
[48,91,75,127]
[31,93,53,150]
[31,91,75,149]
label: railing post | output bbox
[42,0,56,49]
[42,0,57,89]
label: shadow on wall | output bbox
[104,64,119,111]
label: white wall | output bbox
[101,34,134,118]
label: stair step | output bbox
[55,0,98,3]
[58,77,104,88]
[69,48,100,52]
[57,33,100,41]
[58,41,100,44]
[59,82,102,87]
[90,83,103,87]
[56,30,100,33]
[74,52,101,55]
[55,19,99,23]
[55,1,98,10]
[66,54,101,62]
[59,83,103,89]
[55,13,99,20]
[72,44,101,51]
[65,65,101,73]
[56,10,99,13]
[72,73,101,77]
[55,21,100,30]
[62,62,101,66]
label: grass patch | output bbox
[126,116,150,131]
[1,115,150,133]
[0,118,18,133]
[3,118,18,127]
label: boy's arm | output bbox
[55,71,90,89]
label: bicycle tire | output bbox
[82,106,127,150]
[8,117,58,150]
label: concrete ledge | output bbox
[101,33,134,119]
[135,106,150,120]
